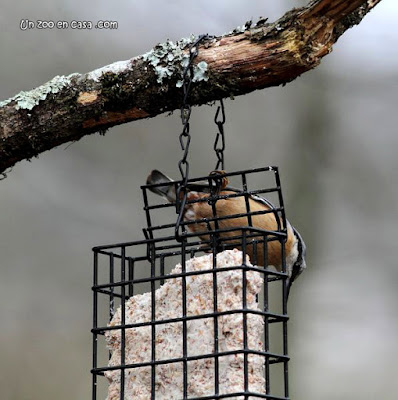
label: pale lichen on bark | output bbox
[141,36,210,85]
[0,73,80,110]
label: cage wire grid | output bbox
[91,167,290,400]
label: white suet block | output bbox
[105,249,265,399]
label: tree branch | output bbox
[0,0,382,176]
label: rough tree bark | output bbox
[0,0,382,176]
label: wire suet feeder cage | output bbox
[92,35,304,400]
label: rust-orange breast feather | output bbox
[184,191,294,269]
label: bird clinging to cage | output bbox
[146,169,306,297]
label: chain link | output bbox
[175,35,228,241]
[175,34,208,241]
[213,99,226,170]
[177,35,207,186]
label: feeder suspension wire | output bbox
[175,34,228,242]
[175,34,209,241]
[177,34,209,187]
[214,99,226,171]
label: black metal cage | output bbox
[92,167,290,400]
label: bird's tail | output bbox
[146,170,177,203]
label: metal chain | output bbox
[178,34,210,185]
[213,99,226,170]
[175,34,208,240]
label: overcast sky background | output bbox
[1,1,397,399]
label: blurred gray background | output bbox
[1,0,397,399]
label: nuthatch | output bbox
[147,170,306,298]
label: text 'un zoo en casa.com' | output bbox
[20,19,118,30]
